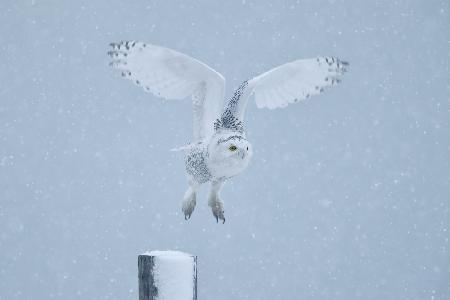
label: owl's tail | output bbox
[170,144,195,152]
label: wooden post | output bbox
[138,251,197,300]
[138,255,157,300]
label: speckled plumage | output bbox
[185,143,211,184]
[214,81,248,134]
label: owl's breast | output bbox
[207,148,252,180]
[207,154,251,180]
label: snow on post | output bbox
[138,251,197,300]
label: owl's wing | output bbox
[109,41,225,140]
[217,57,348,131]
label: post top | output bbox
[141,250,195,259]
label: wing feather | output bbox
[108,41,225,140]
[220,56,348,128]
[252,56,348,110]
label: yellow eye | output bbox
[228,145,237,151]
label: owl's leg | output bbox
[182,180,198,220]
[208,180,225,223]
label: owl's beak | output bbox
[238,149,246,159]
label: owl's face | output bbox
[207,132,253,179]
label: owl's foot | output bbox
[209,199,225,224]
[208,180,225,223]
[182,189,196,220]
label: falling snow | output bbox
[0,0,449,300]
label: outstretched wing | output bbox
[218,57,348,130]
[108,41,225,140]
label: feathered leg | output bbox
[208,180,225,223]
[182,180,198,220]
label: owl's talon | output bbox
[182,206,194,221]
[210,200,225,224]
[182,190,196,221]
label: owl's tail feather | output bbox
[170,144,195,152]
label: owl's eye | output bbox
[228,145,237,151]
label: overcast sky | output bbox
[1,0,449,299]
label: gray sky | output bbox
[1,0,449,299]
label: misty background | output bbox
[1,0,449,299]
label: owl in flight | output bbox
[108,41,348,223]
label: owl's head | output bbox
[207,132,253,178]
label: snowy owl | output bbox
[108,41,348,223]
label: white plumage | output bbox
[109,42,225,140]
[109,41,348,223]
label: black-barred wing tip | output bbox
[317,56,349,74]
[107,41,147,67]
[109,40,144,50]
